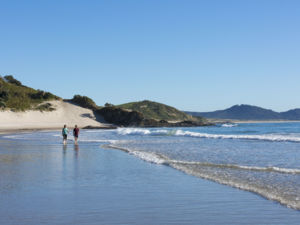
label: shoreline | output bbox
[0,125,117,135]
[2,120,300,135]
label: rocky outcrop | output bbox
[96,106,212,127]
[82,125,117,129]
[96,107,144,126]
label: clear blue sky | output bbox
[1,0,299,112]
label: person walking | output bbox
[62,124,69,145]
[73,125,80,145]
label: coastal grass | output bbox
[118,100,202,122]
[70,95,100,110]
[0,75,60,111]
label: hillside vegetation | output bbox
[70,95,100,110]
[0,75,60,111]
[118,100,198,121]
[97,105,210,127]
[0,75,210,127]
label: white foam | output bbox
[2,134,33,140]
[80,139,118,144]
[2,135,20,139]
[270,166,300,174]
[117,128,171,136]
[117,128,151,135]
[222,123,237,127]
[115,128,300,142]
[106,144,166,164]
[130,151,166,164]
[174,130,300,142]
[169,160,300,174]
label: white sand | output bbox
[0,100,112,131]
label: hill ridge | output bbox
[185,104,300,120]
[118,100,196,122]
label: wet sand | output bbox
[0,137,300,225]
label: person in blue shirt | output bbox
[62,124,69,145]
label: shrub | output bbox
[0,91,8,101]
[30,90,44,99]
[35,103,55,112]
[30,90,59,100]
[0,76,60,111]
[43,92,55,100]
[0,101,6,108]
[4,75,22,86]
[105,103,114,107]
[71,95,98,110]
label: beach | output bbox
[0,100,112,131]
[1,127,300,224]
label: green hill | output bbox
[118,100,198,122]
[0,75,60,111]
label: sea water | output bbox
[1,123,300,224]
[107,123,300,210]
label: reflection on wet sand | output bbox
[74,144,79,158]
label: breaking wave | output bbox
[222,123,238,127]
[116,128,300,142]
[174,130,300,142]
[106,145,300,175]
[117,128,170,136]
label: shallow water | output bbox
[107,123,300,210]
[1,123,300,224]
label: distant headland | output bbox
[185,104,300,121]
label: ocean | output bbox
[1,122,300,224]
[108,123,300,209]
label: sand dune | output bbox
[0,100,111,131]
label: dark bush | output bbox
[43,92,55,99]
[71,95,98,110]
[30,90,44,99]
[0,101,6,108]
[97,106,144,126]
[4,75,22,86]
[105,103,114,107]
[30,90,59,100]
[0,91,8,100]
